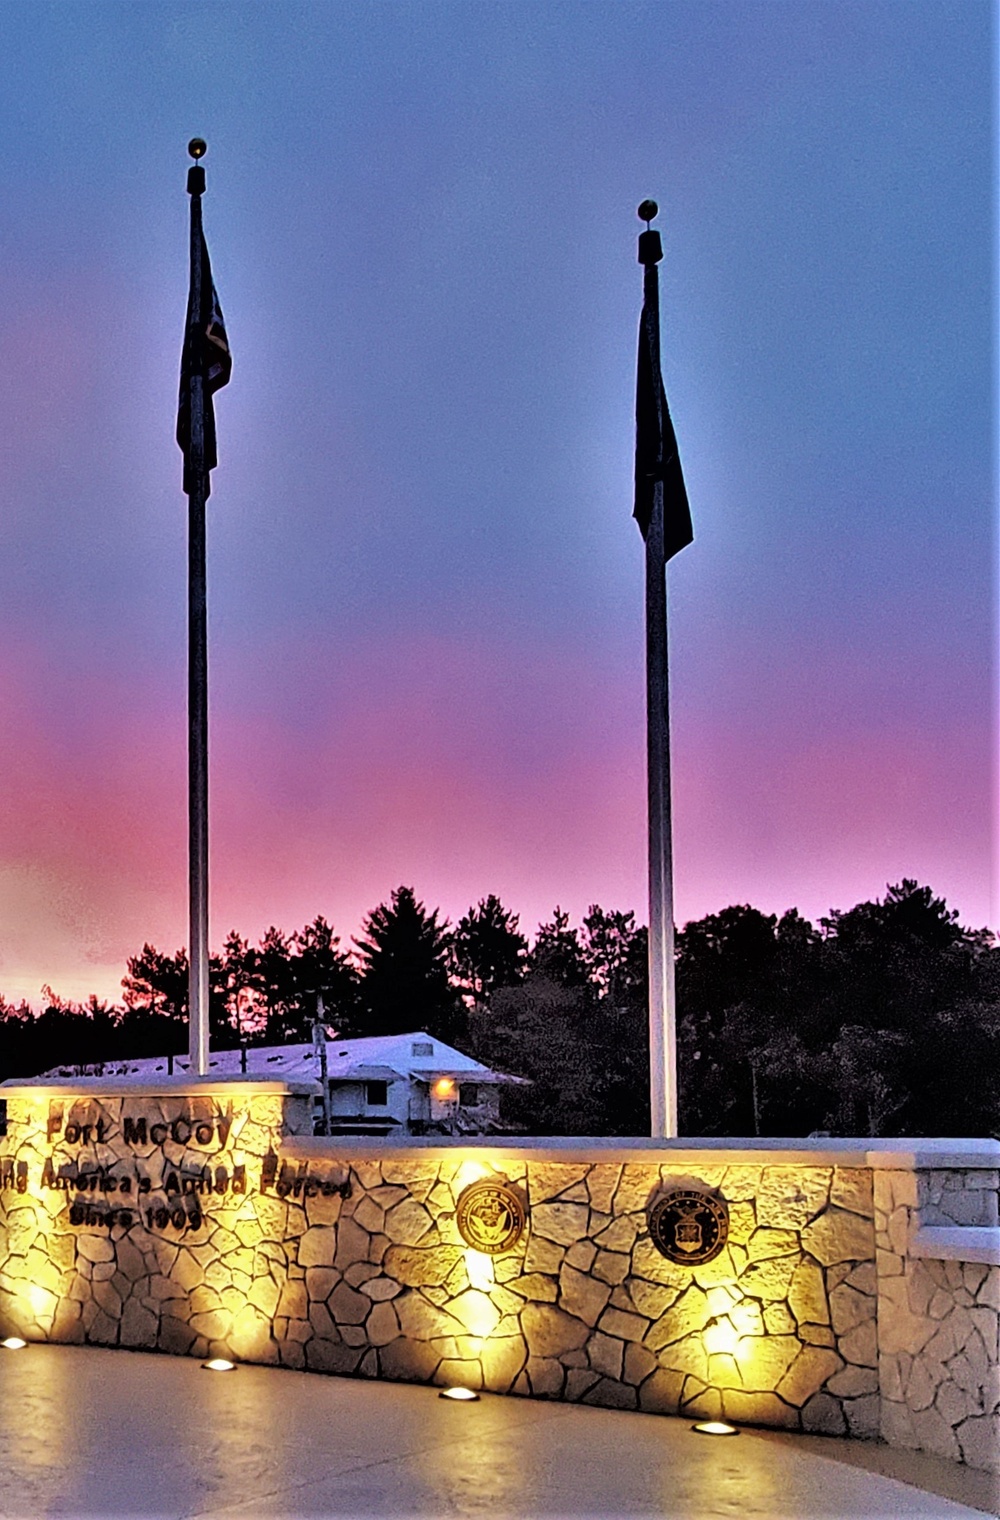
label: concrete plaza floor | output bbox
[0,1345,995,1519]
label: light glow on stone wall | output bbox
[702,1316,739,1359]
[0,1089,906,1442]
[464,1249,495,1295]
[452,1158,492,1190]
[2,1088,995,1473]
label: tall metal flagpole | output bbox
[186,142,210,1077]
[636,200,690,1140]
[646,465,676,1138]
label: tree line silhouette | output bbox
[1,880,995,1139]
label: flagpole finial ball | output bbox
[188,138,208,160]
[638,199,658,225]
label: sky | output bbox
[0,2,994,1006]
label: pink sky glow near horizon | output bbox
[1,618,992,1008]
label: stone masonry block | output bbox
[559,1263,610,1327]
[588,1331,624,1381]
[755,1170,831,1231]
[787,1259,829,1326]
[838,1318,878,1368]
[383,1199,434,1247]
[586,1166,622,1214]
[366,1299,400,1347]
[830,1169,872,1216]
[777,1346,843,1407]
[801,1391,847,1435]
[829,1283,875,1336]
[597,1306,647,1342]
[800,1208,874,1267]
[528,1163,584,1204]
[956,1413,1000,1473]
[522,1303,589,1358]
[531,1202,590,1247]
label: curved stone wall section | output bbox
[270,1153,878,1437]
[2,1085,996,1470]
[0,1085,877,1441]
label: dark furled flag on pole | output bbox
[634,256,692,563]
[177,227,231,497]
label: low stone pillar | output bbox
[873,1142,1000,1471]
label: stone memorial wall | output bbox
[0,1080,996,1472]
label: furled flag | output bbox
[177,228,231,497]
[634,278,692,562]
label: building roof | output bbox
[33,1032,519,1088]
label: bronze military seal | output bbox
[648,1187,729,1266]
[455,1178,526,1255]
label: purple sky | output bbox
[0,2,994,1006]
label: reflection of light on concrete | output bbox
[692,1420,739,1436]
[12,1340,77,1471]
[414,1400,529,1514]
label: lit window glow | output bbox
[433,1077,456,1099]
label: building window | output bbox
[366,1080,388,1107]
[411,1041,433,1056]
[458,1083,479,1107]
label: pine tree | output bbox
[452,895,527,1003]
[354,886,460,1041]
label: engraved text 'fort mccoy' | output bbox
[48,1110,233,1149]
[0,1101,351,1234]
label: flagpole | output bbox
[186,142,210,1078]
[639,208,678,1140]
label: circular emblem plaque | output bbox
[455,1178,526,1255]
[648,1188,729,1266]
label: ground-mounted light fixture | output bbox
[202,1357,236,1372]
[1,1336,27,1350]
[691,1420,739,1436]
[438,1385,480,1401]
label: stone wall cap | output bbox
[911,1225,1000,1266]
[864,1140,1000,1169]
[283,1135,881,1165]
[0,1077,317,1098]
[278,1134,1000,1168]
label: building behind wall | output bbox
[37,1031,524,1137]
